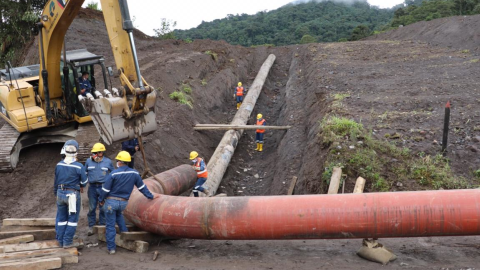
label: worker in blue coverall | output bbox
[189,151,211,197]
[54,140,88,248]
[78,71,92,97]
[99,151,158,255]
[85,143,115,236]
[121,138,139,168]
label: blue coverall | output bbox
[99,166,154,252]
[78,77,92,97]
[121,139,138,168]
[53,161,87,247]
[85,157,114,228]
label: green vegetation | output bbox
[86,1,101,11]
[169,84,193,108]
[319,115,471,192]
[175,1,394,46]
[154,18,177,40]
[201,79,207,86]
[204,50,218,61]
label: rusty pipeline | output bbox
[124,167,480,240]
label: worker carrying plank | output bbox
[189,151,211,197]
[255,114,266,152]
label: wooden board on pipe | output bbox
[353,177,366,194]
[327,167,342,194]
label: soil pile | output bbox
[0,8,480,269]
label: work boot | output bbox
[236,103,240,110]
[259,143,263,152]
[108,249,116,255]
[255,142,259,151]
[63,242,80,249]
[87,227,94,236]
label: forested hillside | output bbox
[174,0,395,46]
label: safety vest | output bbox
[256,119,266,133]
[236,87,244,96]
[194,158,208,178]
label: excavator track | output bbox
[75,122,101,163]
[0,124,21,172]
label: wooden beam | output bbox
[0,230,55,241]
[1,239,83,253]
[0,226,53,232]
[287,176,298,195]
[93,225,137,235]
[0,248,77,260]
[0,235,34,245]
[120,231,155,241]
[327,167,342,194]
[194,125,291,131]
[2,219,55,227]
[0,257,62,270]
[353,177,366,194]
[98,230,149,253]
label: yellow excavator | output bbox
[0,0,156,172]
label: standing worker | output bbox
[85,143,114,236]
[99,151,158,255]
[121,138,139,168]
[53,140,87,248]
[255,114,266,152]
[189,151,211,197]
[234,82,244,110]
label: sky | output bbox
[82,0,404,36]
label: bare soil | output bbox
[1,8,480,269]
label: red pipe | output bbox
[124,167,480,239]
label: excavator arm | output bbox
[37,0,156,145]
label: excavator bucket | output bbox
[88,91,157,145]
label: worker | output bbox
[234,82,244,110]
[189,151,210,197]
[60,139,79,160]
[78,71,92,97]
[53,140,88,249]
[99,151,158,255]
[85,143,115,236]
[255,114,266,152]
[121,138,139,168]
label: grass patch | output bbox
[461,49,470,54]
[201,79,207,86]
[205,50,218,61]
[319,115,470,192]
[169,84,193,108]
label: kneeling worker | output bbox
[54,140,87,248]
[190,151,211,197]
[99,151,158,255]
[85,143,114,236]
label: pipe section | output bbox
[201,54,276,195]
[125,182,480,239]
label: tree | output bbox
[350,25,371,41]
[153,18,177,40]
[300,34,316,44]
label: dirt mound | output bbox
[1,7,480,269]
[368,14,480,53]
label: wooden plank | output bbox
[0,254,77,265]
[98,231,149,253]
[0,257,62,270]
[92,225,137,234]
[353,177,366,193]
[287,176,298,195]
[0,235,34,245]
[194,125,291,131]
[0,247,3,253]
[120,231,155,241]
[0,230,55,241]
[1,239,83,253]
[3,219,55,227]
[0,226,53,232]
[327,167,342,194]
[0,248,77,260]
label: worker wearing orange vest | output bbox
[234,82,244,110]
[255,114,266,152]
[189,151,211,197]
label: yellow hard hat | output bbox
[257,114,263,119]
[115,151,131,162]
[189,151,199,160]
[238,82,242,87]
[91,143,106,153]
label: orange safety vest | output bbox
[194,158,208,178]
[236,86,244,96]
[256,119,266,133]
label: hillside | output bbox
[174,0,394,46]
[1,7,480,269]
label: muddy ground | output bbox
[1,8,480,269]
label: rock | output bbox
[349,145,355,150]
[396,182,403,187]
[391,159,398,163]
[465,136,472,142]
[467,145,478,152]
[419,131,426,135]
[473,136,480,143]
[433,140,438,145]
[337,145,342,150]
[357,141,364,145]
[254,174,259,179]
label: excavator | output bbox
[0,0,156,172]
